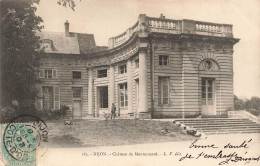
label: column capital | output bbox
[139,47,148,53]
[86,66,94,70]
[109,64,116,68]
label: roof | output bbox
[38,31,106,54]
[70,33,96,54]
[39,31,80,54]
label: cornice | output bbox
[150,33,240,45]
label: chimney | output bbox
[160,14,165,19]
[64,20,70,37]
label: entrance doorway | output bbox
[98,86,108,109]
[73,100,82,118]
[201,78,215,115]
[72,87,82,118]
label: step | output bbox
[179,122,257,127]
[174,118,260,135]
[198,127,260,131]
[175,118,248,120]
[176,119,254,123]
[206,130,260,135]
[201,130,260,134]
[182,122,257,126]
[205,129,260,133]
[176,121,253,124]
[199,128,260,132]
[184,121,258,125]
[188,124,260,129]
[175,119,250,122]
[174,118,248,120]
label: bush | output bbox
[0,106,18,123]
[234,95,245,110]
[35,104,70,120]
[234,95,260,116]
[247,108,260,116]
[60,104,70,116]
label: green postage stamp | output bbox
[1,123,36,166]
[1,115,48,166]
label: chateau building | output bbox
[36,14,239,118]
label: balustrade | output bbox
[148,19,177,29]
[109,15,232,49]
[114,32,127,45]
[113,21,139,47]
[228,110,260,124]
[195,22,222,33]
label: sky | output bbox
[35,0,260,99]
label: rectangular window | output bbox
[72,87,82,98]
[72,71,81,79]
[97,69,107,78]
[135,59,139,68]
[119,83,128,107]
[158,77,170,105]
[43,86,54,109]
[159,55,169,66]
[45,70,52,78]
[119,65,127,74]
[40,69,57,78]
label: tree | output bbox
[244,97,260,111]
[234,95,245,110]
[234,95,260,116]
[0,0,43,109]
[57,0,81,11]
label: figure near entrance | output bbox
[111,103,116,119]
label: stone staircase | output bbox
[174,118,260,135]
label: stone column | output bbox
[88,68,94,116]
[109,66,115,110]
[139,51,147,112]
[127,60,133,113]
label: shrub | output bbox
[60,104,70,116]
[35,104,70,120]
[234,95,260,116]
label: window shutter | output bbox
[52,69,57,78]
[54,86,60,110]
[39,69,44,78]
[158,79,162,105]
[36,86,42,110]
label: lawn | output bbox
[46,119,195,148]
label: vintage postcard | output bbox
[0,0,260,165]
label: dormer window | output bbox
[42,39,53,51]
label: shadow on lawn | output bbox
[48,135,93,148]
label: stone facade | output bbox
[36,14,239,118]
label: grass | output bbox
[46,119,194,148]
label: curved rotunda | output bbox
[36,14,239,119]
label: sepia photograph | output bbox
[0,0,260,165]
